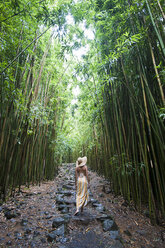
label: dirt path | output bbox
[0,163,164,247]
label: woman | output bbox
[74,156,90,215]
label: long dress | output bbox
[76,172,89,211]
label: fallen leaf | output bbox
[85,227,90,233]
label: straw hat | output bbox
[76,156,87,167]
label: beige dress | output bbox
[76,172,89,211]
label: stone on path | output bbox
[63,185,74,190]
[111,240,124,248]
[61,207,69,214]
[72,213,96,225]
[103,219,118,232]
[5,210,20,219]
[109,230,120,240]
[47,224,65,242]
[96,205,105,213]
[52,217,66,228]
[66,230,107,248]
[57,204,70,211]
[56,195,64,204]
[92,202,106,212]
[96,214,113,222]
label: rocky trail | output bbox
[0,163,164,248]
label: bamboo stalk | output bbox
[148,38,165,105]
[145,0,165,57]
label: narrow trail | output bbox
[0,163,164,247]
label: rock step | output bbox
[65,230,123,248]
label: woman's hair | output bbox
[78,159,82,165]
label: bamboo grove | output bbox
[0,0,74,199]
[66,0,165,223]
[0,0,165,223]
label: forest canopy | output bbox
[0,0,165,223]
